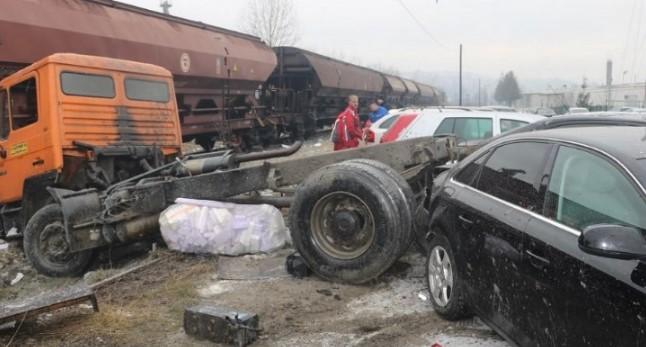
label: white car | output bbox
[567,107,589,114]
[366,107,469,144]
[379,110,544,144]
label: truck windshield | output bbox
[125,78,169,103]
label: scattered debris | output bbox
[0,284,98,326]
[285,252,311,278]
[316,289,333,296]
[5,228,18,238]
[418,292,428,301]
[217,250,291,280]
[9,272,23,286]
[0,241,8,252]
[184,305,260,346]
[87,257,164,290]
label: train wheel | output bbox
[23,204,93,277]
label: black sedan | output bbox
[426,126,646,346]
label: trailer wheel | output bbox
[289,162,411,284]
[345,159,416,253]
[23,204,93,277]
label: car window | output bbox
[0,89,9,139]
[10,77,38,130]
[544,146,646,231]
[433,117,493,141]
[455,118,493,140]
[379,115,399,129]
[500,119,529,133]
[434,118,455,135]
[454,152,488,187]
[61,72,115,98]
[477,142,552,211]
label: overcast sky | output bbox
[123,0,642,86]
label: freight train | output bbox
[0,0,444,148]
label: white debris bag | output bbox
[159,198,290,256]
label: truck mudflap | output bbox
[47,187,106,252]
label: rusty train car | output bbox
[0,0,443,147]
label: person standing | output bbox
[331,95,363,151]
[367,102,388,124]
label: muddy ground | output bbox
[0,136,509,347]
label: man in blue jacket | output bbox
[368,102,389,124]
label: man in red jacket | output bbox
[332,95,363,151]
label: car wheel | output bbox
[426,232,470,320]
[23,204,93,277]
[289,161,411,284]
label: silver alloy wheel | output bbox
[428,245,454,307]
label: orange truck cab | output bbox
[0,54,182,238]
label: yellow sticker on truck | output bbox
[10,142,28,157]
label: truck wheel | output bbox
[345,159,416,253]
[23,204,93,277]
[289,162,411,284]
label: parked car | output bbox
[365,107,469,144]
[425,125,646,346]
[531,107,556,117]
[378,111,544,145]
[619,107,646,113]
[566,106,589,114]
[481,105,518,112]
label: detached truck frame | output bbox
[0,54,455,284]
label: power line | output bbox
[630,0,645,80]
[394,0,447,48]
[620,0,638,80]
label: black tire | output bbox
[23,204,93,277]
[425,232,471,320]
[343,160,415,254]
[289,162,410,284]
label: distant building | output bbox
[515,92,570,110]
[586,83,646,109]
[516,82,646,111]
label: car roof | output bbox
[492,126,646,186]
[416,110,544,122]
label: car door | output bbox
[523,144,646,346]
[449,141,553,344]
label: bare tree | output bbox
[242,0,299,47]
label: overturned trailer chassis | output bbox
[33,137,455,281]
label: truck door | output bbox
[0,88,9,197]
[0,75,45,204]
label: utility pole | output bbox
[478,78,481,106]
[459,44,463,106]
[160,0,172,14]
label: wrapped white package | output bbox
[159,198,290,256]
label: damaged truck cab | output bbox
[0,54,182,275]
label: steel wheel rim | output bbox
[310,191,376,260]
[428,245,453,307]
[39,221,74,264]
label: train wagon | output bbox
[0,0,443,148]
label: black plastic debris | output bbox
[184,305,260,346]
[285,252,311,278]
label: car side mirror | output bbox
[579,224,646,261]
